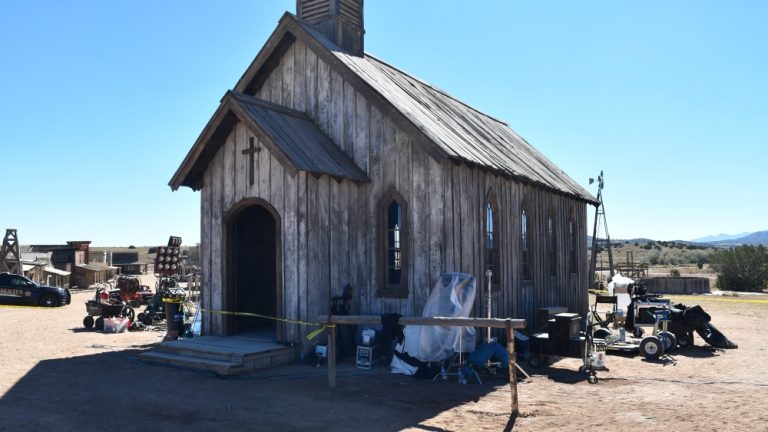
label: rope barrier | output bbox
[199,307,335,340]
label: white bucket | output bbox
[103,317,129,333]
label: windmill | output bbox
[588,172,614,288]
[1,228,23,275]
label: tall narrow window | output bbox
[547,213,557,276]
[569,216,578,274]
[485,199,500,287]
[387,201,402,285]
[521,208,531,281]
[378,190,408,298]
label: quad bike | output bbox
[82,276,140,330]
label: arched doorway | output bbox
[227,203,280,339]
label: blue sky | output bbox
[1,1,765,246]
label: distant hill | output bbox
[588,237,653,247]
[712,231,768,246]
[691,232,751,243]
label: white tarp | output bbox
[608,273,634,313]
[401,272,477,362]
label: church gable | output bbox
[231,13,594,204]
[234,14,449,173]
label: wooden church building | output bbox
[170,0,598,348]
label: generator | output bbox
[529,312,586,366]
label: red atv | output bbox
[129,285,154,307]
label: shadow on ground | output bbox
[0,349,514,431]
[522,365,587,385]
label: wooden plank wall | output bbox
[642,277,710,295]
[199,38,590,345]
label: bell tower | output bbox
[296,0,365,56]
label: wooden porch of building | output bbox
[138,335,298,376]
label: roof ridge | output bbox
[363,53,509,127]
[228,91,310,120]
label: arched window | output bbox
[521,207,531,281]
[378,190,408,298]
[484,193,500,288]
[569,213,578,274]
[547,211,557,277]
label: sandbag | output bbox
[696,323,738,349]
[682,305,711,328]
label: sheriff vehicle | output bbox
[0,272,71,307]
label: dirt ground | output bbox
[2,286,767,431]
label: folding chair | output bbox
[591,295,618,329]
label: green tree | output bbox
[710,245,768,292]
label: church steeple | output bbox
[296,0,364,56]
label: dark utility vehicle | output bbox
[0,272,71,307]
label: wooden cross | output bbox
[241,137,261,185]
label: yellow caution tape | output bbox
[161,297,185,303]
[200,308,335,340]
[672,296,768,304]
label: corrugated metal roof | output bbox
[230,92,369,182]
[78,264,107,272]
[293,16,596,203]
[21,252,51,262]
[44,267,70,276]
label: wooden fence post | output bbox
[328,323,337,390]
[506,320,518,415]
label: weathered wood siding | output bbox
[199,38,590,347]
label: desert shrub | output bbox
[148,247,158,254]
[710,245,768,292]
[696,252,709,269]
[645,251,660,265]
[669,268,681,277]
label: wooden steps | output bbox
[139,335,298,375]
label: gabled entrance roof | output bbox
[170,91,369,191]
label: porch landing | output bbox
[138,335,298,375]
